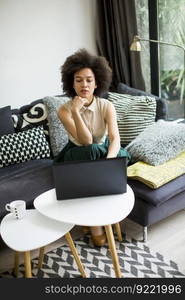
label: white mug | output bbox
[5,200,26,219]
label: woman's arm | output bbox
[58,97,93,145]
[105,102,121,158]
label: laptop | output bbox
[52,157,127,200]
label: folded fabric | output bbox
[127,151,185,189]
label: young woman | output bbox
[56,49,130,246]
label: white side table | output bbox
[34,185,135,278]
[0,209,86,278]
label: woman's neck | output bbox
[84,96,94,107]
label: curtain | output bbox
[96,0,145,91]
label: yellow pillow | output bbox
[127,151,185,189]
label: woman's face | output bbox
[73,68,97,102]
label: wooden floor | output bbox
[122,209,185,274]
[0,209,185,275]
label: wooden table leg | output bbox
[24,251,32,278]
[65,232,87,278]
[114,223,123,242]
[14,251,19,277]
[104,224,122,278]
[38,246,45,269]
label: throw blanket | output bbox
[127,151,185,189]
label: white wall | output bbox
[0,0,97,108]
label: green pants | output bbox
[54,138,131,163]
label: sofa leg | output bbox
[143,226,147,242]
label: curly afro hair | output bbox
[61,48,112,97]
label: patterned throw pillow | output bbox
[12,100,49,137]
[43,96,70,157]
[117,82,167,120]
[0,106,15,136]
[108,92,156,145]
[0,126,50,168]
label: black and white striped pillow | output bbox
[108,92,156,145]
[0,126,50,168]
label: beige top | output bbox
[63,97,110,146]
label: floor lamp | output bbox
[130,35,185,118]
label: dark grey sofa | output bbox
[0,159,53,218]
[0,86,185,244]
[0,100,54,222]
[128,175,185,241]
[116,83,185,241]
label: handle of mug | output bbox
[5,204,11,211]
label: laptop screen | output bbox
[52,157,127,200]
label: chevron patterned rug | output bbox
[1,234,185,278]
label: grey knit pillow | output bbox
[126,120,185,166]
[43,96,70,157]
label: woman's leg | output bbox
[90,226,106,247]
[63,143,108,161]
[117,147,131,162]
[64,143,108,246]
[57,142,116,246]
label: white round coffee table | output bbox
[0,209,86,278]
[34,185,135,277]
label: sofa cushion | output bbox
[117,82,168,120]
[126,120,185,166]
[0,159,54,219]
[43,96,69,157]
[108,92,156,145]
[128,173,185,207]
[0,106,15,137]
[0,126,50,168]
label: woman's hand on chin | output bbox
[71,96,88,112]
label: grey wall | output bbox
[0,0,97,108]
